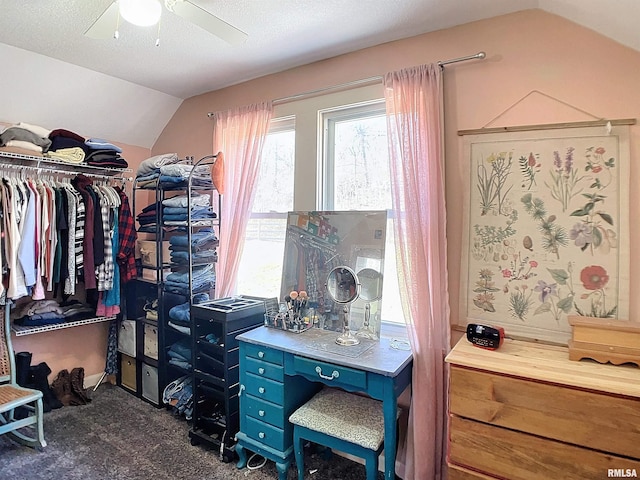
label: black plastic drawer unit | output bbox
[188,297,265,462]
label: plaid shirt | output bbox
[116,187,137,282]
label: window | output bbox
[236,117,295,297]
[321,101,403,324]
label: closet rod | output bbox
[0,162,133,182]
[206,51,486,114]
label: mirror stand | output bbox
[326,265,361,347]
[356,303,377,339]
[336,305,360,346]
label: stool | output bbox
[289,387,386,480]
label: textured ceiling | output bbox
[0,0,547,99]
[0,0,637,148]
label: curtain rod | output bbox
[207,51,486,115]
[272,51,486,106]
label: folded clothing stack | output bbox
[167,293,209,334]
[135,153,180,188]
[164,264,215,296]
[167,339,192,371]
[0,123,52,154]
[170,229,218,249]
[84,139,128,169]
[12,299,95,327]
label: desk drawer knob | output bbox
[258,367,265,375]
[259,432,265,439]
[315,366,340,380]
[259,410,265,417]
[258,351,265,358]
[258,387,265,394]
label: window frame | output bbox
[319,100,386,210]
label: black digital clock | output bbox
[466,323,505,350]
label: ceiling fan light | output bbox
[119,0,162,27]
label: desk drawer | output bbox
[293,355,367,390]
[243,372,285,404]
[243,342,283,366]
[245,415,288,450]
[244,394,285,428]
[244,356,284,382]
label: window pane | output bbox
[333,114,391,210]
[236,123,294,298]
[324,106,403,324]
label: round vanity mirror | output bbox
[325,266,361,346]
[358,268,383,302]
[356,268,383,340]
[326,266,360,304]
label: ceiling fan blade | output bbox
[84,2,120,39]
[171,1,248,46]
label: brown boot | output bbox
[51,369,73,406]
[70,367,91,404]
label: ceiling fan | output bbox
[84,0,248,46]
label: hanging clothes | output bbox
[0,168,133,321]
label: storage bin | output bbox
[141,363,159,404]
[136,240,171,267]
[120,354,137,391]
[144,323,158,360]
[117,320,136,357]
[141,268,171,282]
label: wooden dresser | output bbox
[445,337,640,480]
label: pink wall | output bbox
[12,143,150,384]
[154,9,640,344]
[19,8,639,384]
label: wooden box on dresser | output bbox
[445,337,640,480]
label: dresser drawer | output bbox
[450,366,640,459]
[243,342,283,366]
[243,372,285,404]
[293,355,367,390]
[244,415,288,451]
[244,394,285,428]
[244,356,284,382]
[449,415,638,480]
[448,463,495,480]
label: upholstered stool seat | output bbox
[289,387,386,480]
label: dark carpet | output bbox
[0,384,382,480]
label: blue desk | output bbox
[235,326,413,480]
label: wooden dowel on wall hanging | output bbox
[458,118,636,136]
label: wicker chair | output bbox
[0,301,46,448]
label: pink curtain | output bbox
[384,64,450,480]
[212,102,273,297]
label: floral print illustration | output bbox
[568,192,617,254]
[467,132,625,337]
[476,152,513,216]
[472,269,499,312]
[521,193,568,259]
[575,265,617,318]
[585,146,615,190]
[519,152,541,190]
[508,284,533,321]
[532,265,576,323]
[500,253,537,282]
[546,147,585,212]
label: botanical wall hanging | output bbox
[459,125,630,344]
